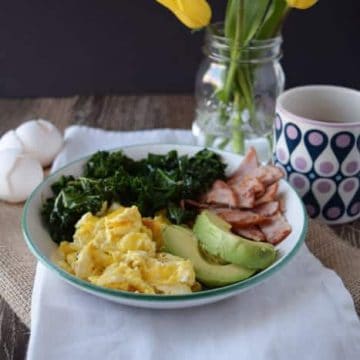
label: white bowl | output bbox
[22,144,308,309]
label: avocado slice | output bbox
[193,210,276,270]
[163,225,255,287]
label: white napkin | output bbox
[27,126,360,360]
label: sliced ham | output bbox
[236,177,265,197]
[184,199,210,209]
[198,147,291,245]
[213,208,268,227]
[248,165,283,187]
[259,212,292,244]
[232,225,266,242]
[253,201,279,217]
[204,180,237,207]
[228,147,258,184]
[255,182,279,205]
[230,177,265,208]
[230,183,255,208]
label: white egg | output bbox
[15,119,63,167]
[0,149,44,203]
[0,130,24,152]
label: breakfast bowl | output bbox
[22,144,307,309]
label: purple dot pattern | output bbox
[286,125,298,140]
[327,207,341,219]
[335,134,351,148]
[294,157,307,171]
[274,114,360,222]
[351,202,360,216]
[308,132,324,146]
[293,176,306,189]
[316,181,331,194]
[319,161,334,174]
[343,179,356,193]
[345,161,358,174]
[306,205,316,217]
[277,148,286,163]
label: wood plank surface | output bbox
[0,299,28,360]
[0,95,359,359]
[0,95,195,132]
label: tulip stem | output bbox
[222,0,247,154]
[223,0,243,103]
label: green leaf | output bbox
[167,203,196,225]
[224,0,237,40]
[240,0,272,45]
[256,0,289,39]
[42,149,226,243]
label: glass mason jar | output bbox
[192,24,285,163]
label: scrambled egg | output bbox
[57,205,197,294]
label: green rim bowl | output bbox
[22,144,308,309]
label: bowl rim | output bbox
[21,143,308,302]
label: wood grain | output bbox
[0,297,28,360]
[0,95,358,359]
[0,95,195,133]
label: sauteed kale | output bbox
[42,149,226,243]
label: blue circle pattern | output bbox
[273,114,360,221]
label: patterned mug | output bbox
[274,85,360,224]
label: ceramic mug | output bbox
[274,85,360,224]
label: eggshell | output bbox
[0,129,24,152]
[0,149,44,203]
[15,119,63,166]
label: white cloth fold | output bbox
[27,126,360,360]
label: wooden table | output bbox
[0,95,359,360]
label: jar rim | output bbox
[206,22,283,51]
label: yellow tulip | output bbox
[156,0,211,29]
[286,0,318,9]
